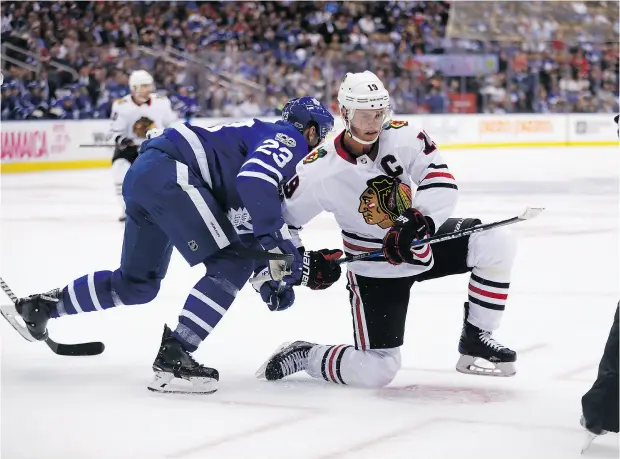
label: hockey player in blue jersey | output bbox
[8,97,334,394]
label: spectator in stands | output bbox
[0,1,617,119]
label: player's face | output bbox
[349,108,388,143]
[133,84,153,101]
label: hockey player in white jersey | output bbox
[110,70,177,221]
[256,71,519,387]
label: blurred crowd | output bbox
[1,1,618,121]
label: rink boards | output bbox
[1,113,618,173]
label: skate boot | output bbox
[148,325,219,394]
[456,302,516,377]
[256,341,315,380]
[1,289,61,341]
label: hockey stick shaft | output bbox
[249,207,544,285]
[0,277,18,302]
[337,207,544,264]
[235,248,294,262]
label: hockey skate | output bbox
[0,289,60,342]
[256,341,315,380]
[456,302,516,377]
[148,325,219,394]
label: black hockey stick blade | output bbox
[46,338,105,356]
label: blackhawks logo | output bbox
[303,147,328,164]
[385,120,408,130]
[358,175,412,229]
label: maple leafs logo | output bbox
[227,207,253,233]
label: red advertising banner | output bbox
[448,93,477,114]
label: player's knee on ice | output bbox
[351,348,401,388]
[467,227,517,274]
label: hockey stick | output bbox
[0,277,105,356]
[234,248,294,262]
[250,207,544,285]
[337,206,544,264]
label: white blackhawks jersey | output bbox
[109,93,177,145]
[282,120,458,278]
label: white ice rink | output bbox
[1,147,618,459]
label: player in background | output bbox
[110,70,178,221]
[256,71,519,388]
[11,97,334,394]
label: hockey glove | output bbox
[257,226,303,284]
[116,136,135,150]
[382,208,435,265]
[301,249,343,290]
[253,267,295,311]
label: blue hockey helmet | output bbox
[281,96,334,148]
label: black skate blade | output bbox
[46,338,105,356]
[0,303,38,342]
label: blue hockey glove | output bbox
[252,267,295,311]
[257,225,303,284]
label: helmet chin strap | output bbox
[345,129,380,145]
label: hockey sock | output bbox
[173,274,238,352]
[467,268,511,331]
[51,271,120,317]
[306,344,354,384]
[306,345,401,387]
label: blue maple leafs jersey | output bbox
[140,119,308,237]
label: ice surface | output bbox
[1,147,618,459]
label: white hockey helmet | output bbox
[129,70,154,103]
[337,71,391,145]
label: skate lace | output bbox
[186,353,205,369]
[168,347,203,370]
[279,350,308,376]
[478,331,506,351]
